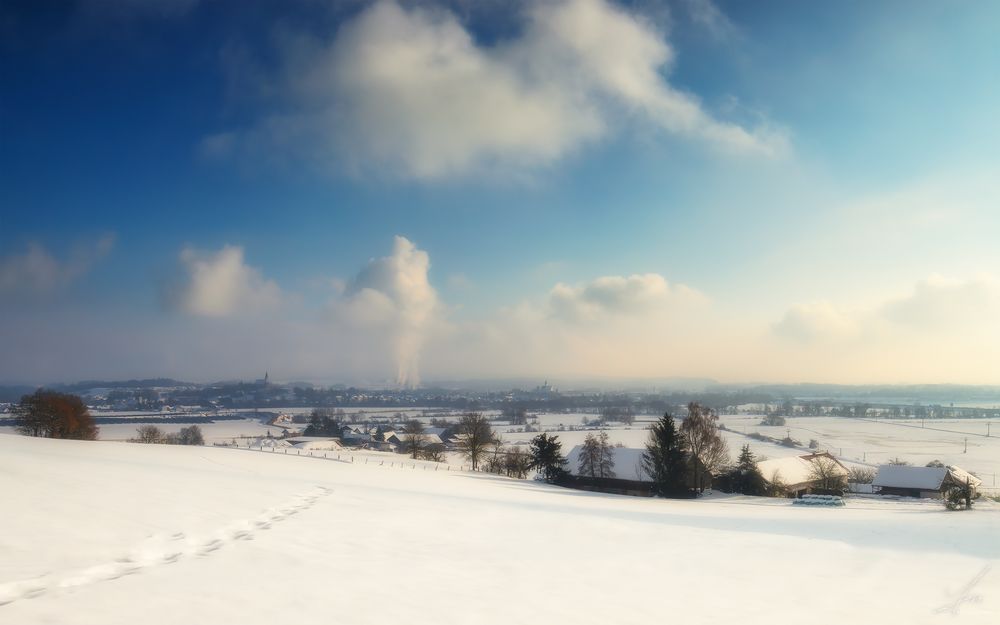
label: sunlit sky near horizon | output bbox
[2,0,1000,386]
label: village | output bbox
[226,404,990,510]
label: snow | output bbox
[2,433,999,624]
[717,415,1000,493]
[874,466,951,490]
[565,445,649,481]
[756,454,847,487]
[874,465,982,490]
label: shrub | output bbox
[945,485,972,511]
[14,390,98,440]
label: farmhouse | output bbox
[757,452,849,498]
[564,445,654,496]
[872,464,981,499]
[285,436,344,451]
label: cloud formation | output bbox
[216,0,786,179]
[333,236,438,387]
[173,245,282,317]
[548,273,706,321]
[0,235,114,296]
[772,301,858,342]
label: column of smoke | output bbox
[347,236,436,389]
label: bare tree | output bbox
[807,456,847,492]
[847,466,876,484]
[402,419,425,459]
[177,425,204,446]
[504,448,533,479]
[679,402,729,492]
[766,469,787,497]
[578,431,615,479]
[456,412,495,471]
[133,424,164,443]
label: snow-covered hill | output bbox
[1,434,997,624]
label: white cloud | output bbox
[331,236,439,387]
[880,274,1000,329]
[0,235,114,296]
[173,245,283,317]
[765,274,1000,383]
[772,301,858,342]
[220,0,786,180]
[548,273,706,321]
[681,0,739,42]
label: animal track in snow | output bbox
[0,486,332,608]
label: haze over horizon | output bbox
[3,1,999,387]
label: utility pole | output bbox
[964,437,968,454]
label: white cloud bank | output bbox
[213,0,786,179]
[548,273,706,321]
[0,235,115,297]
[173,245,283,317]
[769,274,1000,383]
[334,236,438,388]
[147,238,1000,386]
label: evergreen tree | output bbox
[727,444,766,496]
[641,413,689,496]
[529,433,568,483]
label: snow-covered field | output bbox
[717,415,1000,490]
[2,433,998,624]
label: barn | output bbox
[872,465,981,499]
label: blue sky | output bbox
[2,0,999,386]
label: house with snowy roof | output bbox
[757,452,849,498]
[285,436,344,451]
[872,464,981,499]
[383,432,443,452]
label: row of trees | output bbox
[131,424,205,445]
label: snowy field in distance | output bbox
[2,433,999,625]
[717,415,1000,491]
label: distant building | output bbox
[872,465,981,499]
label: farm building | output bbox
[872,464,981,499]
[757,452,849,497]
[285,437,344,451]
[563,445,655,496]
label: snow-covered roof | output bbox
[384,432,443,446]
[757,453,847,487]
[565,445,649,481]
[873,465,982,489]
[872,466,946,490]
[285,436,339,443]
[947,465,982,487]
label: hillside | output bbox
[1,434,997,624]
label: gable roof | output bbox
[565,445,649,481]
[757,453,848,487]
[384,432,443,446]
[873,465,982,490]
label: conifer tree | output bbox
[729,444,766,496]
[642,413,689,496]
[529,433,568,482]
